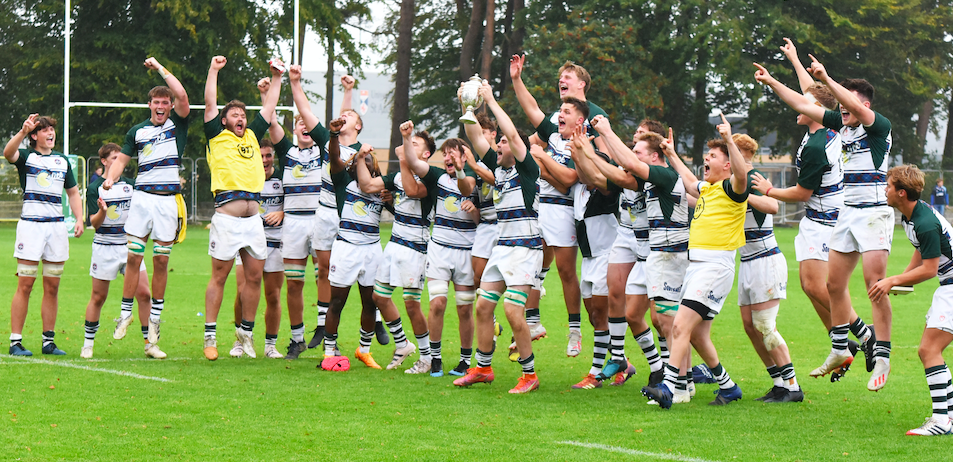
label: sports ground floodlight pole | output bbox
[64,0,71,156]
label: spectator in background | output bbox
[931,178,947,216]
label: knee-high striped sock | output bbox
[150,298,164,322]
[475,348,493,368]
[416,332,431,360]
[710,363,736,390]
[607,317,626,362]
[120,297,134,319]
[767,365,782,387]
[525,308,541,325]
[290,323,305,343]
[519,353,535,374]
[460,347,473,366]
[204,322,216,340]
[265,334,277,347]
[84,321,99,347]
[662,363,678,390]
[568,313,582,332]
[590,330,609,375]
[779,362,798,390]
[430,340,442,360]
[324,332,339,356]
[387,319,408,348]
[874,340,892,363]
[657,335,669,364]
[359,328,373,354]
[317,301,329,327]
[926,365,951,420]
[9,333,23,347]
[239,320,254,335]
[538,267,550,285]
[634,327,662,372]
[142,325,150,341]
[849,317,873,345]
[830,324,849,354]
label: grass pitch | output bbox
[0,222,949,461]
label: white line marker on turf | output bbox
[1,355,172,382]
[557,441,719,462]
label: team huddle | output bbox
[6,40,953,436]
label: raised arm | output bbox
[327,118,347,174]
[204,56,227,123]
[461,144,491,188]
[568,126,608,191]
[145,57,190,118]
[780,39,814,94]
[661,128,700,198]
[259,78,284,143]
[508,54,546,128]
[591,115,650,180]
[463,120,492,161]
[754,63,826,124]
[259,59,285,124]
[587,146,640,190]
[4,114,36,163]
[399,120,432,179]
[481,82,528,162]
[717,114,751,194]
[355,147,386,194]
[340,75,355,113]
[807,54,876,126]
[289,65,320,131]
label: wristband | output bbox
[456,169,466,180]
[329,131,340,137]
[765,187,772,197]
[158,66,172,79]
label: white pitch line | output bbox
[1,355,172,382]
[557,441,719,462]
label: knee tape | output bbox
[477,288,501,304]
[503,289,528,308]
[284,263,306,281]
[43,263,64,278]
[752,304,785,350]
[374,282,395,298]
[455,290,476,304]
[655,301,679,317]
[127,236,147,256]
[153,243,172,257]
[402,288,422,302]
[17,263,38,278]
[428,280,449,301]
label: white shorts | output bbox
[426,242,474,287]
[682,252,736,320]
[14,220,69,262]
[738,252,788,306]
[329,239,381,288]
[90,243,146,280]
[281,214,316,260]
[608,231,639,264]
[829,205,894,254]
[581,252,610,299]
[208,213,266,261]
[312,206,339,252]
[376,241,427,289]
[795,217,834,262]
[263,245,283,273]
[482,246,543,288]
[125,190,178,242]
[472,223,499,260]
[926,285,953,334]
[539,203,577,248]
[646,251,689,302]
[625,259,649,296]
